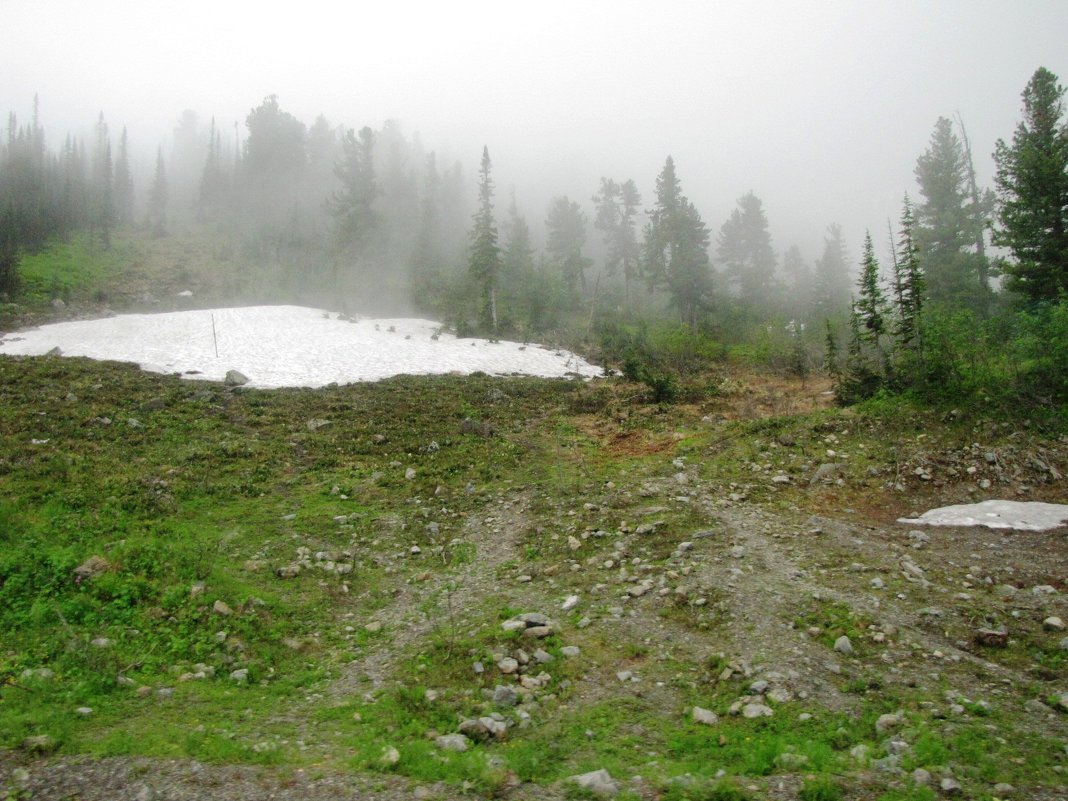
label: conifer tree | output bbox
[545,195,591,293]
[993,67,1068,302]
[113,127,134,225]
[147,147,168,236]
[467,146,502,333]
[642,156,712,332]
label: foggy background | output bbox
[4,0,1067,262]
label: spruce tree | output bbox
[642,156,712,332]
[993,67,1068,302]
[467,146,502,333]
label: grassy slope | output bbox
[2,229,1068,800]
[1,352,1066,800]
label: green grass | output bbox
[2,353,1067,797]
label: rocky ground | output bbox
[1,357,1067,801]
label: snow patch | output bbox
[0,305,602,388]
[899,500,1068,532]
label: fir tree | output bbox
[993,67,1068,302]
[642,156,712,332]
[467,146,502,333]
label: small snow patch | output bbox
[899,500,1068,532]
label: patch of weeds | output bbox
[659,777,751,801]
[798,775,842,801]
[795,599,873,653]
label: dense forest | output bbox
[2,67,1067,409]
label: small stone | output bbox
[365,621,383,633]
[493,685,519,707]
[224,369,249,387]
[533,648,553,664]
[523,626,552,639]
[404,467,416,480]
[692,706,719,725]
[940,777,962,795]
[568,769,619,797]
[435,734,469,752]
[993,783,1015,796]
[229,668,249,683]
[74,706,93,716]
[875,713,903,734]
[1044,616,1066,632]
[617,670,634,682]
[561,645,581,657]
[912,768,931,785]
[561,594,580,611]
[212,600,233,616]
[775,752,809,770]
[498,658,519,674]
[379,746,400,766]
[742,703,774,719]
[834,635,854,655]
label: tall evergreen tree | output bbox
[328,126,377,251]
[545,195,591,292]
[993,67,1068,302]
[716,191,776,304]
[642,156,712,331]
[113,126,134,225]
[467,146,502,332]
[913,116,992,308]
[855,231,887,345]
[890,197,924,348]
[147,147,168,236]
[593,177,642,305]
[811,223,850,319]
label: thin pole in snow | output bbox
[211,313,219,358]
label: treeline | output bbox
[831,67,1068,408]
[2,68,1067,409]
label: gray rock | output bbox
[1043,616,1066,631]
[872,754,902,774]
[775,752,809,770]
[912,768,931,785]
[493,685,518,707]
[224,369,249,387]
[692,706,719,725]
[561,645,581,657]
[21,735,57,753]
[519,612,550,626]
[834,635,854,655]
[497,657,519,674]
[213,599,233,616]
[742,703,774,719]
[810,463,843,485]
[229,668,249,683]
[533,648,553,664]
[875,713,903,734]
[940,777,962,795]
[435,734,470,752]
[568,769,619,797]
[561,594,580,611]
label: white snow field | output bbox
[0,305,602,388]
[899,500,1068,532]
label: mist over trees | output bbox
[2,66,1067,405]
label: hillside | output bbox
[2,339,1067,800]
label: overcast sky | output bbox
[4,0,1067,263]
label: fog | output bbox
[4,0,1067,265]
